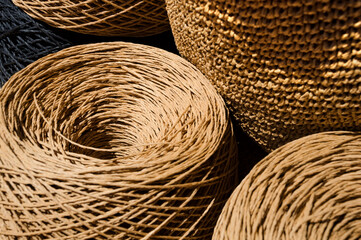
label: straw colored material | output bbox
[12,0,169,37]
[0,41,238,239]
[166,0,361,151]
[0,0,71,86]
[213,131,361,240]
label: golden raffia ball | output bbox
[166,0,361,151]
[213,131,361,240]
[12,0,170,37]
[0,42,238,239]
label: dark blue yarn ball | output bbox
[0,0,72,86]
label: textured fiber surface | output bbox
[13,0,170,37]
[0,42,239,239]
[166,0,361,151]
[213,131,361,240]
[0,0,71,86]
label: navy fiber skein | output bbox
[0,0,72,86]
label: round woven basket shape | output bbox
[0,0,72,86]
[166,0,361,151]
[12,0,170,37]
[213,131,361,240]
[0,41,239,239]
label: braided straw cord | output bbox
[166,0,361,151]
[213,131,361,240]
[0,0,72,86]
[12,0,170,37]
[0,41,239,239]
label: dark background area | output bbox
[57,28,179,54]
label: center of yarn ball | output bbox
[2,47,216,165]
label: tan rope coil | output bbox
[213,131,361,240]
[0,42,239,239]
[166,0,361,151]
[12,0,170,37]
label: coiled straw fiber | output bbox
[12,0,170,37]
[0,0,71,86]
[213,131,361,240]
[166,0,361,151]
[0,41,239,239]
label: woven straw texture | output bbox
[12,0,169,37]
[213,131,361,240]
[166,0,361,151]
[0,0,71,86]
[0,41,238,239]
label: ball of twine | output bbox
[0,0,72,86]
[12,0,170,37]
[0,41,239,239]
[166,0,361,151]
[213,131,361,240]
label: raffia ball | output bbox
[0,0,71,86]
[213,131,361,240]
[0,42,239,239]
[12,0,170,37]
[166,0,361,151]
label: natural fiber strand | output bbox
[0,41,239,239]
[213,131,361,240]
[12,0,170,37]
[0,0,72,86]
[166,0,361,151]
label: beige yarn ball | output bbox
[0,42,238,239]
[12,0,170,37]
[213,131,361,240]
[166,0,361,151]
